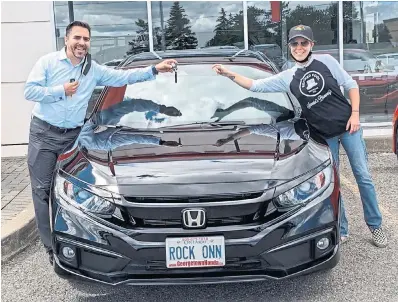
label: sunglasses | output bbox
[289,40,310,47]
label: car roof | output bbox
[253,44,280,47]
[120,49,278,73]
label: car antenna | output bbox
[226,49,245,62]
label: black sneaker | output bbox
[370,227,388,248]
[46,248,54,265]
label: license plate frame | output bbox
[165,236,225,269]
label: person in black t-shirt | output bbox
[211,24,388,248]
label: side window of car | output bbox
[85,86,104,119]
[344,53,358,60]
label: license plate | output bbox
[165,236,225,268]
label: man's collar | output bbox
[58,47,68,61]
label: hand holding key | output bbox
[155,59,178,73]
[64,81,79,96]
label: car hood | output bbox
[59,119,330,197]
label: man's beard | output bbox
[71,45,87,59]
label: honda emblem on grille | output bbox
[182,209,206,229]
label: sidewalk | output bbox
[1,157,37,262]
[0,135,394,262]
[2,157,31,223]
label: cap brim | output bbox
[288,34,313,43]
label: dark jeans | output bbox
[27,116,81,249]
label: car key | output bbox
[69,78,75,98]
[172,63,178,83]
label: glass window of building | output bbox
[151,1,244,51]
[53,2,69,50]
[53,1,149,64]
[51,1,396,124]
[247,1,339,70]
[343,1,398,121]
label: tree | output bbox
[284,5,336,45]
[228,13,234,29]
[153,26,164,50]
[135,19,148,33]
[165,1,198,50]
[375,23,392,43]
[215,8,229,32]
[126,19,150,56]
[206,8,234,46]
[126,19,165,55]
[205,4,291,48]
[246,5,282,46]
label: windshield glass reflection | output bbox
[97,64,295,129]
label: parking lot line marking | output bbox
[340,174,398,227]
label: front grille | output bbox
[124,192,263,204]
[130,206,282,228]
[137,215,254,228]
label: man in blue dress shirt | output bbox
[24,21,177,265]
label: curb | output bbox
[1,203,38,263]
[0,135,393,263]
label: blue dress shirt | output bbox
[24,48,156,129]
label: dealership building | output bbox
[2,1,397,157]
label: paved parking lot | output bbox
[2,152,398,302]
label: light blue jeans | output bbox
[325,128,382,237]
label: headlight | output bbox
[55,175,116,218]
[273,166,332,209]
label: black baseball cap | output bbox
[288,25,314,43]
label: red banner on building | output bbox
[271,1,281,23]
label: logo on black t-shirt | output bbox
[299,71,325,97]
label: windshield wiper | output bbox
[93,121,247,134]
[159,121,247,129]
[93,124,140,134]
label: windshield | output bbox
[96,64,294,129]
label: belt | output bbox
[32,116,82,134]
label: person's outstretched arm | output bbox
[212,64,291,93]
[96,59,177,87]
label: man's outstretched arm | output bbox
[96,59,177,87]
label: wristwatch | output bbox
[151,65,159,75]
